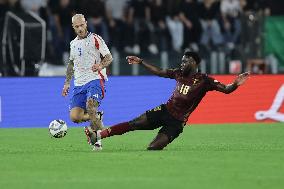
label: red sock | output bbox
[100,122,132,139]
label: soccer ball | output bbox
[49,119,68,138]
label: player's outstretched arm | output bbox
[215,72,250,94]
[234,72,250,86]
[126,56,169,78]
[62,60,74,97]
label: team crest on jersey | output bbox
[193,78,199,84]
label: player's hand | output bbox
[62,84,70,97]
[126,56,143,64]
[92,63,103,72]
[234,72,250,86]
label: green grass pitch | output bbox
[1,123,284,189]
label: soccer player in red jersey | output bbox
[84,50,250,150]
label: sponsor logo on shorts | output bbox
[93,94,99,99]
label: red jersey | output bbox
[165,69,224,122]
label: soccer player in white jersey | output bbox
[62,14,113,150]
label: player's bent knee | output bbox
[70,118,81,123]
[147,145,165,150]
[147,133,170,150]
[147,140,168,150]
[70,114,82,123]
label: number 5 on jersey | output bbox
[179,84,190,95]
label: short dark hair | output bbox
[184,50,201,65]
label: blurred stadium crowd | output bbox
[0,0,283,76]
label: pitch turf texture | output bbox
[1,123,284,189]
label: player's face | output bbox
[180,55,196,75]
[72,18,88,38]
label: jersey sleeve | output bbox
[69,41,75,61]
[206,76,224,91]
[166,69,179,79]
[93,34,111,57]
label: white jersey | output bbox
[69,32,111,86]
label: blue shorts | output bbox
[70,80,106,110]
